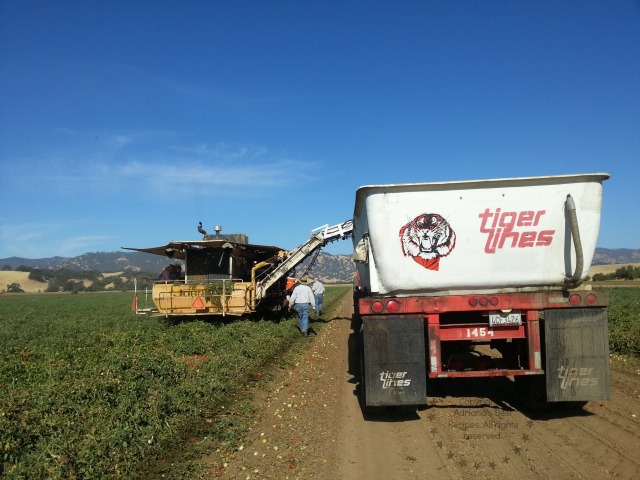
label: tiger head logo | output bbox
[400,213,456,271]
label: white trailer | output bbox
[352,173,610,410]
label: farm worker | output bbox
[311,278,325,316]
[172,263,182,279]
[158,264,179,281]
[288,277,316,336]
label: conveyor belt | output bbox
[254,220,353,301]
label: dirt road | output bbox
[206,292,640,479]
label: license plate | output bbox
[489,311,522,327]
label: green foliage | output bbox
[197,281,235,310]
[593,265,640,281]
[27,269,49,282]
[86,271,157,292]
[606,287,640,356]
[45,277,86,293]
[16,266,159,293]
[6,283,24,293]
[0,287,352,479]
[16,268,102,293]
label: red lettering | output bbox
[479,209,497,253]
[499,230,519,249]
[488,229,500,253]
[492,208,501,228]
[479,208,555,253]
[536,230,555,246]
[479,209,494,233]
[499,212,517,229]
[518,231,536,247]
[517,211,534,227]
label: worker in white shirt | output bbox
[311,278,325,316]
[288,277,316,336]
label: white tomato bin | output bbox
[353,173,609,295]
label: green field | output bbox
[1,286,638,479]
[606,287,640,357]
[0,287,351,479]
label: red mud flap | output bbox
[361,315,427,407]
[544,307,610,402]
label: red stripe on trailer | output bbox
[358,290,608,316]
[427,314,441,374]
[439,323,525,341]
[526,310,542,370]
[430,370,542,379]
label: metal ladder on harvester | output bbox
[254,220,354,302]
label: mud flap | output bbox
[362,315,427,407]
[544,308,610,402]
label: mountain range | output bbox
[1,248,638,284]
[0,251,358,283]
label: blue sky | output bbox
[1,1,638,260]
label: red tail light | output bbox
[468,296,499,308]
[569,294,582,306]
[386,300,400,312]
[371,301,384,313]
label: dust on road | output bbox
[205,291,640,479]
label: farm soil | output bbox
[202,292,640,480]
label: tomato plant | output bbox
[0,287,352,479]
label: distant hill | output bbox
[592,248,640,265]
[0,251,357,283]
[0,252,171,274]
[1,248,638,284]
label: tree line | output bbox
[2,265,157,293]
[591,265,640,281]
[3,263,639,293]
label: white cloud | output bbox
[0,221,117,258]
[92,140,315,196]
[3,135,317,200]
[117,157,311,192]
[109,134,135,148]
[59,235,115,255]
[0,222,46,246]
[169,143,269,160]
[0,223,53,258]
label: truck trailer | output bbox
[352,173,610,410]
